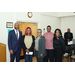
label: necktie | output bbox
[16,30,18,40]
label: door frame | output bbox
[17,20,41,28]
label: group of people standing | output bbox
[8,22,73,62]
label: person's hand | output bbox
[40,54,43,57]
[67,39,70,42]
[63,54,64,57]
[26,49,29,54]
[10,50,13,54]
[63,54,65,57]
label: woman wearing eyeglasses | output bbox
[34,29,47,62]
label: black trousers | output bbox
[54,49,63,62]
[35,51,43,62]
[10,50,20,62]
[43,49,54,62]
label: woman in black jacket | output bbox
[21,27,35,62]
[53,29,65,62]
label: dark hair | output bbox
[54,29,62,38]
[47,25,51,29]
[28,27,31,29]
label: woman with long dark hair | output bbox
[53,29,65,62]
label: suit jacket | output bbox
[34,35,47,58]
[8,29,22,52]
[64,32,73,45]
[21,35,35,57]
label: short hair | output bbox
[14,22,19,26]
[47,25,51,29]
[37,29,42,33]
[67,28,70,30]
[25,27,32,35]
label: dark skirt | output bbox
[54,48,63,62]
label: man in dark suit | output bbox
[64,28,73,46]
[8,23,22,62]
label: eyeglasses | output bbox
[37,32,41,33]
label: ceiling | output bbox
[35,12,75,17]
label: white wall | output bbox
[0,12,16,62]
[0,12,14,44]
[61,16,75,39]
[41,14,61,34]
[16,12,41,22]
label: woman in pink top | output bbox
[43,25,54,62]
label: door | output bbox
[19,22,38,56]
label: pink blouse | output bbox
[43,32,54,50]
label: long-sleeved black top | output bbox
[21,35,35,56]
[53,36,65,54]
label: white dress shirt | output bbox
[14,29,19,39]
